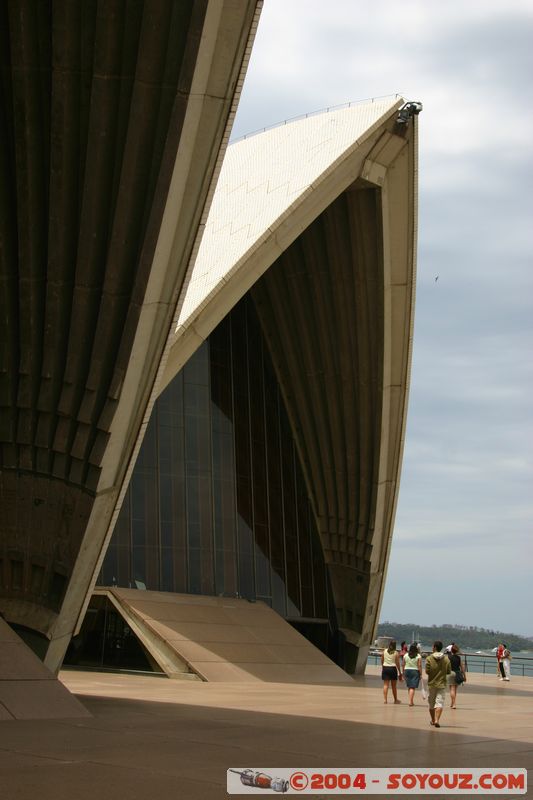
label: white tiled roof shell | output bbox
[173,95,403,336]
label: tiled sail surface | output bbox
[174,97,401,334]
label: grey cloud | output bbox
[412,15,533,98]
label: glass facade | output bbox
[65,595,159,672]
[98,295,330,623]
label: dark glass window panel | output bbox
[254,532,271,598]
[234,396,251,480]
[186,474,204,546]
[213,477,236,550]
[160,548,174,592]
[183,340,209,386]
[159,423,185,477]
[238,553,254,601]
[250,343,268,531]
[265,389,285,593]
[237,515,254,599]
[281,429,301,615]
[159,473,186,530]
[197,474,213,551]
[172,548,187,593]
[132,547,147,586]
[113,491,131,547]
[184,382,210,419]
[210,315,233,423]
[222,548,238,597]
[254,522,270,567]
[100,546,117,586]
[301,585,314,617]
[271,569,287,617]
[188,546,201,594]
[296,471,315,618]
[237,513,253,557]
[236,475,252,526]
[116,546,132,588]
[215,547,225,596]
[130,474,146,523]
[135,413,157,469]
[185,419,211,479]
[132,518,145,549]
[287,596,300,618]
[232,305,251,488]
[144,547,159,590]
[312,526,328,619]
[158,432,173,474]
[269,497,285,575]
[158,372,184,428]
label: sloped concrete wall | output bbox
[0,618,89,719]
[109,589,352,683]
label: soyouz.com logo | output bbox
[227,767,527,794]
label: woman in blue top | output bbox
[403,643,422,706]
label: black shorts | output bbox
[381,666,398,681]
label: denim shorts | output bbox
[404,669,420,689]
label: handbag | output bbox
[420,679,428,700]
[455,670,465,685]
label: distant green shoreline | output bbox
[377,622,533,652]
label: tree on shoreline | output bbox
[377,622,533,652]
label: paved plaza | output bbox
[0,666,531,799]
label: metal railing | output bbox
[367,651,533,678]
[230,94,403,144]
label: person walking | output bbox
[496,643,506,680]
[425,640,451,728]
[381,640,403,704]
[447,645,466,709]
[403,643,422,706]
[502,645,511,681]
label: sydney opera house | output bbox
[0,1,418,715]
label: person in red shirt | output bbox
[496,643,505,680]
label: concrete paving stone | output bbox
[0,760,225,800]
[196,661,353,682]
[0,749,75,769]
[0,667,530,800]
[0,702,14,720]
[0,679,90,720]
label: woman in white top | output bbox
[380,640,403,704]
[403,643,422,706]
[502,646,511,681]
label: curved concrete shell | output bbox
[161,96,419,671]
[0,0,261,672]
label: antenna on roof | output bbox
[396,101,423,126]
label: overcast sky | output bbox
[232,0,533,638]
